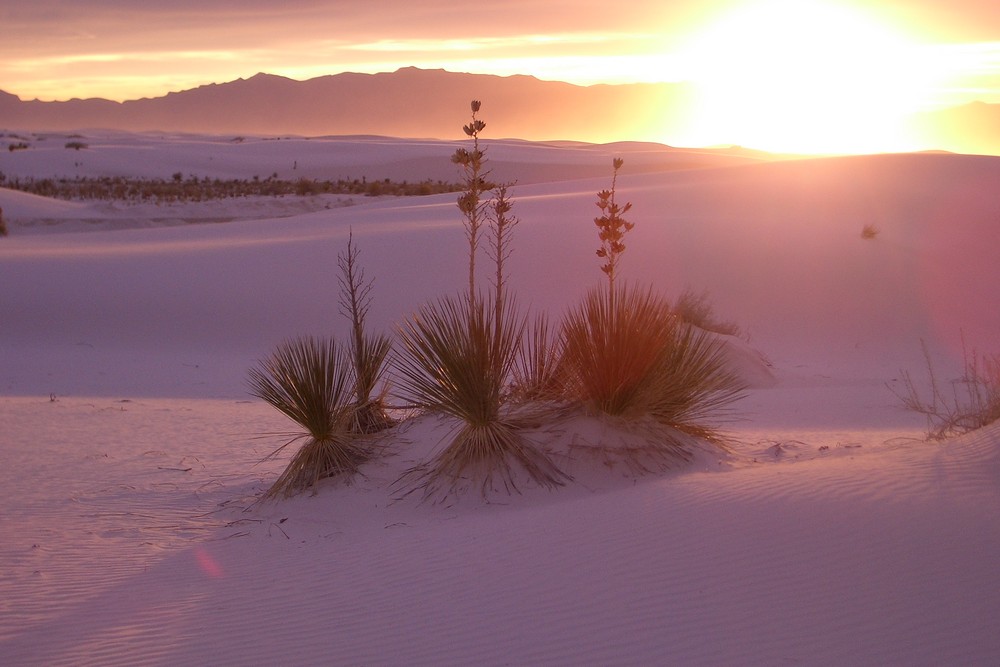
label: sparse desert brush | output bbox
[248,336,372,498]
[861,223,879,239]
[4,172,460,204]
[672,288,743,338]
[892,340,1000,440]
[556,159,745,465]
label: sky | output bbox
[2,0,999,153]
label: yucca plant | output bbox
[556,158,745,466]
[392,100,568,500]
[248,336,370,498]
[394,294,568,499]
[558,284,746,463]
[642,314,747,442]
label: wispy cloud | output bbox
[10,50,247,71]
[343,33,641,53]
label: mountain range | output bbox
[1,67,998,154]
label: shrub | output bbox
[892,340,1000,440]
[393,100,567,499]
[394,295,566,498]
[672,288,743,338]
[4,173,462,203]
[65,141,88,150]
[861,223,879,239]
[248,232,393,498]
[0,206,7,237]
[555,160,745,466]
[295,177,318,196]
[559,285,745,442]
[248,337,372,498]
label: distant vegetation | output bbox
[0,173,464,203]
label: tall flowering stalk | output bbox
[337,230,393,433]
[488,182,518,343]
[393,100,567,500]
[452,100,488,306]
[594,158,633,310]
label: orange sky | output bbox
[2,0,998,153]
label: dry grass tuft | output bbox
[672,288,742,338]
[892,340,1000,440]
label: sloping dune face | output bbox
[2,140,997,397]
[1,135,999,666]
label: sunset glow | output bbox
[1,0,998,154]
[671,1,938,153]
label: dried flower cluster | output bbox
[451,100,490,303]
[594,157,633,294]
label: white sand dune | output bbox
[1,132,999,665]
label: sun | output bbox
[670,0,931,154]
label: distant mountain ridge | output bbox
[1,67,998,153]
[0,67,693,144]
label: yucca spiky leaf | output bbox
[351,331,396,434]
[642,322,746,443]
[559,284,745,458]
[394,295,568,499]
[510,312,564,403]
[248,337,353,438]
[395,295,520,423]
[248,336,370,497]
[400,417,569,500]
[559,284,675,416]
